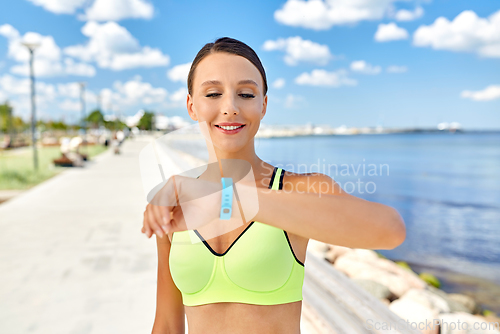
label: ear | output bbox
[186,94,198,121]
[261,94,267,120]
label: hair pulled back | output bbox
[187,37,268,97]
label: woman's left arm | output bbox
[252,173,406,250]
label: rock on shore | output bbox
[307,240,500,334]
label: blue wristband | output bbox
[220,177,233,220]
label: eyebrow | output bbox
[200,79,259,87]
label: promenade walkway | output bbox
[0,137,323,334]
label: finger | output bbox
[152,203,170,234]
[156,180,177,232]
[147,204,165,238]
[143,212,152,238]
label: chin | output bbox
[213,140,246,154]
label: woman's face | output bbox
[187,52,267,154]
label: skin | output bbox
[144,52,407,334]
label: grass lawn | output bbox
[0,144,109,190]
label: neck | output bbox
[204,138,269,181]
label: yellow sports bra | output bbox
[168,167,305,306]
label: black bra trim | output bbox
[278,168,284,190]
[276,167,305,267]
[194,221,255,257]
[193,166,278,256]
[268,166,277,189]
[283,230,305,267]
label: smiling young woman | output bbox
[142,37,406,334]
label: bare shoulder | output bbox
[282,170,354,198]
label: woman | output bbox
[142,37,406,334]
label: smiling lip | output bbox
[216,122,245,126]
[215,123,246,135]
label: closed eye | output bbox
[205,93,255,99]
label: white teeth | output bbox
[219,125,243,130]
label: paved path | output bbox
[0,136,320,334]
[0,138,162,334]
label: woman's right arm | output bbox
[151,233,185,334]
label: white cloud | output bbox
[93,75,179,111]
[170,87,188,102]
[10,59,63,77]
[284,94,306,109]
[394,6,424,21]
[167,62,192,83]
[0,24,95,77]
[112,76,168,105]
[64,21,169,70]
[27,0,87,14]
[461,85,500,101]
[413,10,500,58]
[56,82,97,105]
[295,69,357,87]
[0,74,32,96]
[26,0,154,22]
[262,36,335,66]
[0,74,58,120]
[272,78,286,89]
[0,74,171,122]
[350,60,381,75]
[10,58,95,77]
[386,65,408,73]
[0,24,20,40]
[98,77,186,111]
[58,99,82,111]
[0,28,61,62]
[63,58,96,76]
[57,82,81,99]
[274,0,401,30]
[109,47,169,71]
[82,0,154,21]
[374,22,409,42]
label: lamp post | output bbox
[22,42,40,171]
[79,82,87,151]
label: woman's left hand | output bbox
[141,175,249,239]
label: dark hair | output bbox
[187,37,268,97]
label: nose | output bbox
[220,93,239,115]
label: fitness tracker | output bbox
[220,177,233,220]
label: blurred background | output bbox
[0,0,499,333]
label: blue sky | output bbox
[0,0,499,129]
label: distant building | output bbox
[154,114,191,130]
[438,121,462,131]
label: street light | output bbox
[21,42,40,171]
[78,82,86,133]
[78,82,87,147]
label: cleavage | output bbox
[195,221,254,256]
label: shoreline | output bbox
[396,259,500,315]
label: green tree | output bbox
[137,111,155,130]
[0,102,13,133]
[86,109,105,129]
[47,120,68,130]
[0,102,26,133]
[104,119,127,131]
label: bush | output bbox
[419,272,441,288]
[395,261,413,272]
